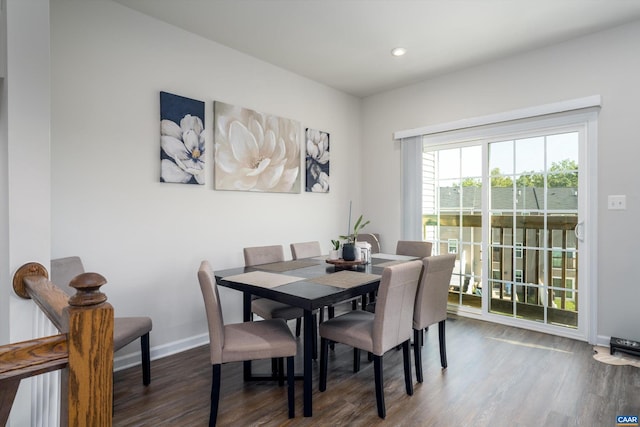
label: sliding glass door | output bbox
[422,125,586,335]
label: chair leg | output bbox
[402,340,413,396]
[413,329,423,383]
[287,356,295,418]
[328,307,336,350]
[438,320,447,368]
[141,332,151,386]
[319,338,329,392]
[373,355,385,419]
[295,318,301,337]
[210,364,221,427]
[278,358,284,386]
[326,307,336,350]
[353,348,361,373]
[312,314,318,360]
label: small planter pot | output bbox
[342,243,357,261]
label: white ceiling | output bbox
[112,0,640,98]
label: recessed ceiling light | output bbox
[391,47,407,57]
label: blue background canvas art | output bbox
[305,128,329,192]
[160,91,206,184]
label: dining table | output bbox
[214,252,418,417]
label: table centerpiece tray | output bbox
[325,258,365,267]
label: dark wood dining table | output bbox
[214,253,417,417]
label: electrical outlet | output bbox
[608,195,626,210]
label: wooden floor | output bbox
[113,315,640,426]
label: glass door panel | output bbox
[488,131,579,328]
[423,145,482,309]
[424,129,581,331]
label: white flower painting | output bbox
[214,101,301,193]
[305,128,330,192]
[160,92,206,184]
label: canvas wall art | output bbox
[214,101,301,193]
[305,128,330,192]
[160,91,205,184]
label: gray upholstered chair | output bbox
[365,240,432,311]
[319,260,423,419]
[50,256,152,385]
[289,241,322,259]
[413,254,456,382]
[290,240,360,324]
[198,261,296,426]
[396,240,433,258]
[243,244,286,267]
[357,233,381,253]
[245,245,317,357]
[290,241,340,324]
[245,245,303,329]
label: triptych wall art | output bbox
[159,91,330,193]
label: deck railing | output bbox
[425,213,579,327]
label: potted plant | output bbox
[329,239,341,260]
[340,214,370,261]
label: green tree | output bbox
[548,159,578,187]
[457,161,577,189]
[515,159,578,188]
[490,168,513,187]
[516,173,543,188]
[461,177,481,187]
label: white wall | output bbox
[0,0,8,351]
[50,0,362,364]
[2,0,52,425]
[362,20,640,343]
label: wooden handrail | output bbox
[13,262,70,332]
[0,334,68,381]
[0,334,68,425]
[1,262,113,426]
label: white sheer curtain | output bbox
[400,136,423,241]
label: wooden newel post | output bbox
[65,272,114,427]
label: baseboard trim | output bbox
[114,333,209,371]
[596,334,611,348]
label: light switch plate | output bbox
[608,195,626,210]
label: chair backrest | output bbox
[50,256,86,297]
[197,260,225,365]
[243,245,285,266]
[372,260,422,355]
[357,233,381,253]
[413,254,456,330]
[396,240,432,258]
[290,241,322,260]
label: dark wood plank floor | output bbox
[113,315,640,426]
